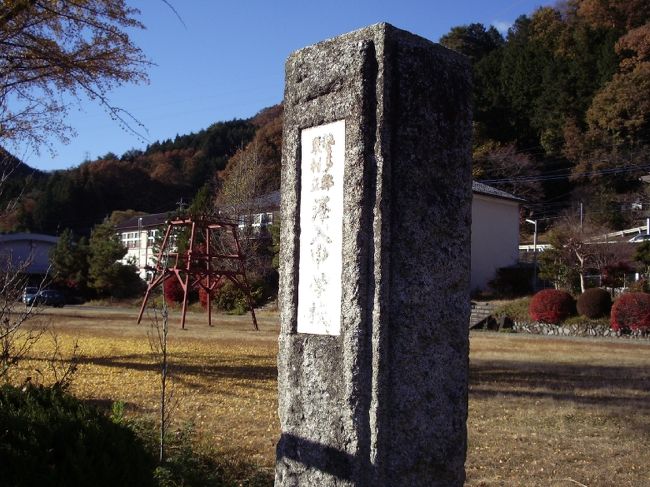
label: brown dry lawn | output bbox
[11,306,650,486]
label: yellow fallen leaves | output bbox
[9,310,650,486]
[14,313,280,465]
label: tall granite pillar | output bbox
[276,23,472,487]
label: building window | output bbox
[121,231,140,249]
[147,229,158,247]
[251,212,273,228]
[252,213,262,228]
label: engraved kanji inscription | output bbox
[297,120,345,335]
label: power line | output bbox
[479,162,650,184]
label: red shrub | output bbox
[198,286,209,309]
[610,292,650,331]
[163,277,184,303]
[529,289,576,324]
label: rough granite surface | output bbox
[276,23,472,487]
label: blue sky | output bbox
[22,0,554,171]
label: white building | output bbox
[470,182,523,290]
[116,186,521,290]
[115,213,168,280]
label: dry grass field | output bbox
[10,306,650,486]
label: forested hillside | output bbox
[2,0,648,238]
[0,118,257,234]
[443,0,650,231]
[220,1,650,235]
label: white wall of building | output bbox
[471,194,520,291]
[119,229,159,280]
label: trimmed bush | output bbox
[611,292,650,332]
[0,384,155,487]
[205,272,277,313]
[213,280,265,314]
[529,289,576,324]
[577,288,612,319]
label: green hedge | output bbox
[494,297,531,322]
[0,385,155,487]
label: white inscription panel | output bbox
[297,120,345,335]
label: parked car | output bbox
[22,286,39,304]
[25,289,65,307]
[629,234,650,243]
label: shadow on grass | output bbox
[29,353,277,383]
[470,359,650,412]
[133,420,275,487]
[83,397,145,414]
[155,449,274,487]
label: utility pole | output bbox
[138,217,143,279]
[579,201,584,232]
[526,218,538,291]
[176,198,187,213]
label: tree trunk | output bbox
[576,252,586,293]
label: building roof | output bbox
[260,186,521,204]
[218,190,281,215]
[472,181,524,202]
[0,233,59,244]
[250,190,281,210]
[116,184,520,232]
[230,186,520,210]
[115,212,172,231]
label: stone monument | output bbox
[276,23,472,486]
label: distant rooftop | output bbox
[217,190,281,215]
[116,184,520,232]
[115,212,172,231]
[0,233,59,244]
[472,181,524,202]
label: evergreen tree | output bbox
[634,241,650,281]
[439,23,504,63]
[50,229,89,293]
[87,220,129,297]
[188,183,214,218]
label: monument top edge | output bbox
[285,22,466,63]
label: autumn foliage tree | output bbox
[0,0,150,152]
[566,1,650,194]
[438,1,650,229]
[163,277,184,304]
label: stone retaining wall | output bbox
[512,321,650,339]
